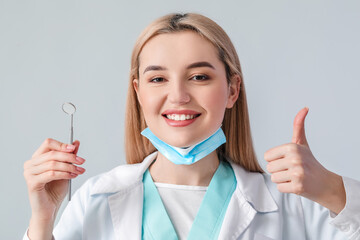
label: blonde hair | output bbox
[125,13,263,173]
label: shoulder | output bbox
[75,151,157,197]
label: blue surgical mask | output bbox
[141,127,226,165]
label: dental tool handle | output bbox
[68,115,74,201]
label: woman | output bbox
[23,13,360,239]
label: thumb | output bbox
[72,140,81,155]
[292,107,309,146]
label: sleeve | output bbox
[22,229,55,240]
[22,179,93,240]
[329,176,360,240]
[301,176,360,240]
[22,228,29,240]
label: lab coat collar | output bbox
[218,157,278,239]
[90,151,157,196]
[90,151,278,213]
[90,152,157,240]
[228,160,278,213]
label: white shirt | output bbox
[155,182,207,239]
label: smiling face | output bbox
[133,31,239,148]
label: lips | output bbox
[161,109,201,127]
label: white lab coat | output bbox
[23,151,360,240]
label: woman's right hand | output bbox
[23,138,86,221]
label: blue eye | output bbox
[191,75,209,81]
[150,77,164,83]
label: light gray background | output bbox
[1,0,359,238]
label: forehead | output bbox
[138,31,221,72]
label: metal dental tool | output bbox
[62,102,76,201]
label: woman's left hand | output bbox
[264,107,346,214]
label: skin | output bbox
[23,31,346,239]
[23,139,86,239]
[265,107,346,214]
[134,31,239,148]
[133,31,240,186]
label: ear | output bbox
[226,74,241,108]
[133,79,142,106]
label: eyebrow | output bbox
[143,61,215,74]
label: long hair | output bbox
[125,13,263,173]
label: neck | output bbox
[149,151,220,186]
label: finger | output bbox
[35,171,79,185]
[266,158,290,173]
[27,151,85,168]
[30,161,86,175]
[276,182,293,193]
[276,181,304,195]
[32,138,77,158]
[264,143,292,162]
[291,107,309,146]
[270,171,291,183]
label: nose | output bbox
[168,80,191,105]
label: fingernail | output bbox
[70,173,78,177]
[76,156,85,164]
[76,166,85,172]
[67,145,76,150]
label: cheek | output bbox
[201,86,229,116]
[138,89,161,116]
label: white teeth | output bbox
[166,114,197,121]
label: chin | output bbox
[164,135,205,148]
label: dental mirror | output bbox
[62,102,76,201]
[62,102,76,115]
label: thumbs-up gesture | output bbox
[264,107,346,214]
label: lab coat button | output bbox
[339,224,350,232]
